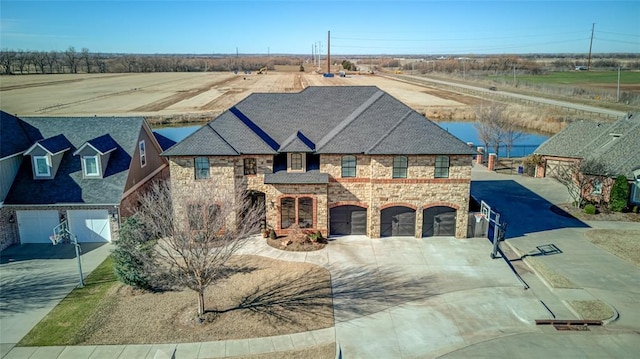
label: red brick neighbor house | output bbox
[0,111,169,250]
[534,112,640,208]
[162,86,477,239]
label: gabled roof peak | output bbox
[25,134,72,156]
[279,131,315,152]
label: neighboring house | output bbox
[534,112,640,207]
[0,111,169,250]
[163,86,477,238]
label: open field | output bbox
[0,72,464,120]
[490,71,640,91]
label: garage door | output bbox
[67,210,111,242]
[16,210,60,243]
[330,206,367,235]
[423,206,457,237]
[381,206,415,237]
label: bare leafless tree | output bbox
[81,48,91,73]
[64,46,78,73]
[44,51,59,73]
[502,114,527,158]
[33,51,48,74]
[132,180,263,317]
[474,101,507,155]
[15,50,30,74]
[549,158,608,208]
[0,49,16,74]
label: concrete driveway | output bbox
[0,242,112,356]
[244,235,551,358]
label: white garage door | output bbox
[67,210,111,243]
[16,210,60,243]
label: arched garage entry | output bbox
[423,206,457,237]
[330,205,367,235]
[381,206,415,237]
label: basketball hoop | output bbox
[49,234,61,245]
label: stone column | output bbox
[476,147,484,165]
[487,153,497,171]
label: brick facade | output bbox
[169,154,473,239]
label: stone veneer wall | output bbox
[322,154,472,238]
[0,207,19,251]
[170,154,473,239]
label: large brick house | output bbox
[534,112,640,207]
[163,86,477,238]
[0,111,168,250]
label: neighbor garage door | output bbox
[423,206,457,237]
[67,210,111,242]
[16,210,60,243]
[330,206,367,235]
[545,159,573,178]
[381,206,415,237]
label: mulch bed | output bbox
[78,255,333,345]
[266,236,327,252]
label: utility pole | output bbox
[587,23,595,71]
[617,66,621,102]
[327,30,331,74]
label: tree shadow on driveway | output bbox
[217,265,437,325]
[471,180,589,239]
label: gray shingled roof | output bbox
[86,134,119,154]
[30,134,72,154]
[535,112,640,179]
[4,116,146,205]
[163,86,477,157]
[0,111,37,158]
[264,170,329,184]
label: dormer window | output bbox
[83,156,100,177]
[288,153,306,172]
[34,156,50,177]
[25,134,71,180]
[73,134,118,179]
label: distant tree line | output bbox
[0,47,306,75]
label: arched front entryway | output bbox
[422,206,457,237]
[245,190,266,231]
[330,205,367,235]
[381,206,415,237]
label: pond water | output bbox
[437,121,550,158]
[153,125,202,143]
[153,121,550,158]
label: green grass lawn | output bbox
[491,71,640,86]
[18,256,118,346]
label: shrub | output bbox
[584,204,596,215]
[269,229,277,240]
[112,216,154,289]
[609,175,629,212]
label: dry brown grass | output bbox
[585,229,640,267]
[78,255,333,345]
[525,257,578,289]
[568,300,615,321]
[231,343,335,359]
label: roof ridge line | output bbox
[316,90,385,151]
[207,123,240,155]
[229,106,279,151]
[365,110,413,154]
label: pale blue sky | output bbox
[1,1,638,55]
